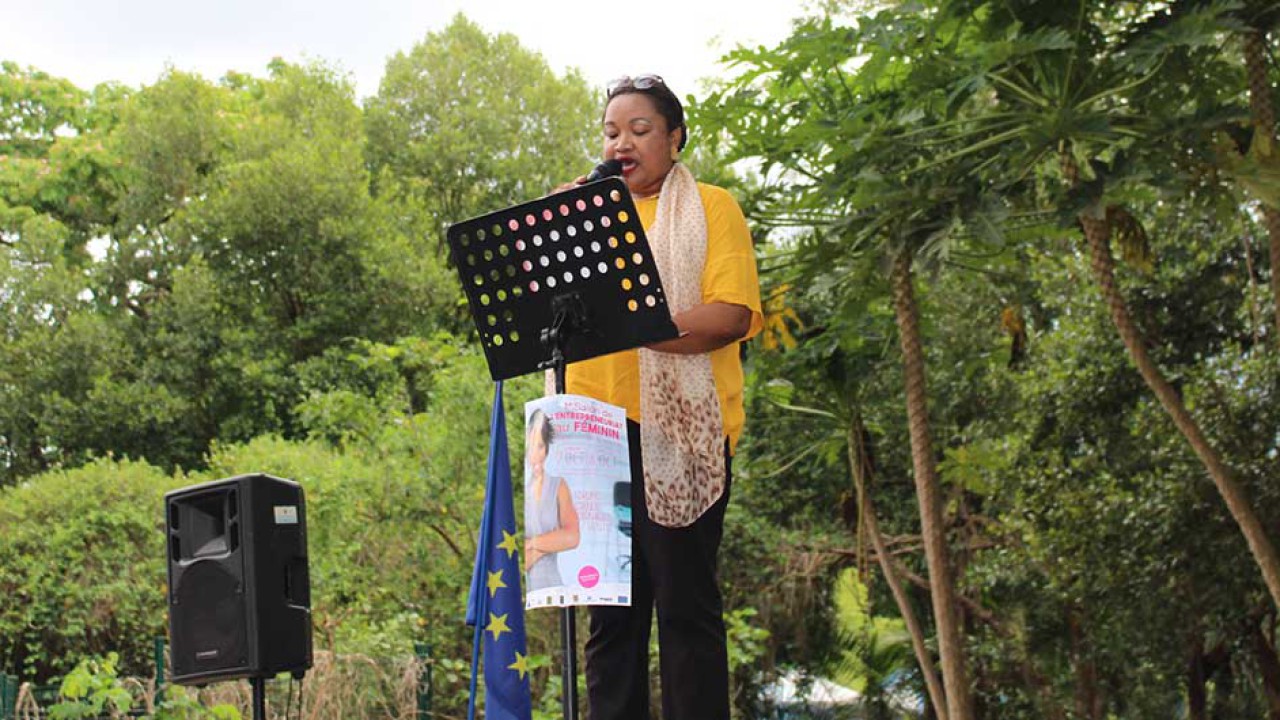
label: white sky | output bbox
[1,0,813,101]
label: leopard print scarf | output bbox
[545,165,726,527]
[638,163,725,528]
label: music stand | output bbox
[447,176,677,720]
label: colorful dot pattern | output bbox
[446,177,672,380]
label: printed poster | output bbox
[524,394,632,608]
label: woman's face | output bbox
[527,421,548,470]
[602,93,682,199]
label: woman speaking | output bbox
[559,74,762,720]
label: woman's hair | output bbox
[605,78,687,151]
[529,409,555,448]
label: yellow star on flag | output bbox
[497,529,519,559]
[508,650,530,681]
[487,569,507,598]
[486,612,511,642]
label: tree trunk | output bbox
[1061,152,1280,612]
[1206,642,1232,720]
[847,416,950,720]
[1243,234,1265,347]
[1244,28,1280,345]
[1188,637,1208,720]
[1068,610,1104,720]
[885,560,1067,718]
[1252,621,1280,720]
[889,249,975,720]
[27,432,45,474]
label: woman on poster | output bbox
[524,409,580,591]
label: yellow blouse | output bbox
[566,182,762,452]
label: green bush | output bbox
[0,459,179,679]
[48,653,134,719]
[48,653,239,720]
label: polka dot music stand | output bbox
[447,176,679,385]
[446,176,677,720]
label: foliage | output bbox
[0,18,589,484]
[364,14,597,257]
[698,0,1280,717]
[1,12,801,718]
[47,653,240,720]
[47,653,133,719]
[0,459,177,678]
[151,686,241,720]
[5,3,1280,718]
[830,570,917,714]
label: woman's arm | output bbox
[527,483,581,562]
[646,302,753,355]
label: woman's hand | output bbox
[525,537,546,568]
[647,302,753,355]
[524,484,581,570]
[550,176,587,195]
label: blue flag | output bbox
[466,382,533,720]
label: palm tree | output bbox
[1238,3,1280,342]
[887,242,974,720]
[924,0,1280,611]
[745,325,955,719]
[696,6,1092,714]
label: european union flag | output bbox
[466,382,533,720]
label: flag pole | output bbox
[467,616,485,720]
[466,382,502,720]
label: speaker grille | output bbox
[173,559,247,675]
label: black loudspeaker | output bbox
[165,474,312,685]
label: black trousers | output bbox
[585,420,732,720]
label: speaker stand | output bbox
[251,676,267,720]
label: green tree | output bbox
[699,10,1035,717]
[1235,2,1280,341]
[920,0,1280,619]
[0,61,88,159]
[365,14,597,258]
[702,1,1280,716]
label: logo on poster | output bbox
[578,565,601,588]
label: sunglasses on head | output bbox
[606,74,666,98]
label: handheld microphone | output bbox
[582,158,624,184]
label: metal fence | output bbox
[0,676,16,719]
